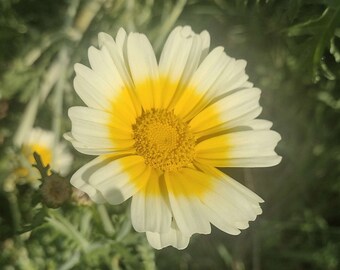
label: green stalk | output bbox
[51,48,69,166]
[153,0,187,52]
[97,204,115,236]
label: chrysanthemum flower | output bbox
[22,127,73,177]
[65,26,281,249]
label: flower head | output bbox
[66,26,281,249]
[21,128,73,179]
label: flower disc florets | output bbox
[132,109,195,171]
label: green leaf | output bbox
[330,37,340,62]
[287,5,340,79]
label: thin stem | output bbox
[13,55,67,147]
[71,0,106,40]
[153,0,187,52]
[13,94,40,146]
[97,204,115,236]
[7,192,22,235]
[125,0,136,31]
[52,48,69,166]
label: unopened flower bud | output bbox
[40,174,71,208]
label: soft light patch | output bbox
[133,109,195,171]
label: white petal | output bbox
[68,106,133,149]
[179,33,206,89]
[214,58,250,96]
[159,27,194,82]
[127,32,159,109]
[195,164,263,235]
[159,27,202,83]
[221,156,283,167]
[98,29,127,63]
[164,171,211,236]
[73,64,113,110]
[69,107,114,148]
[199,30,210,62]
[115,28,127,55]
[99,36,133,88]
[203,179,260,225]
[131,171,171,233]
[98,32,114,48]
[98,31,126,68]
[64,132,115,155]
[70,156,109,203]
[243,119,273,130]
[88,46,127,92]
[88,43,140,120]
[196,130,282,167]
[175,48,253,120]
[88,156,149,205]
[174,47,230,119]
[190,88,262,135]
[221,130,282,158]
[97,32,139,113]
[159,26,207,108]
[146,221,190,250]
[190,47,228,95]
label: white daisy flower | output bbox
[22,127,73,177]
[65,26,282,250]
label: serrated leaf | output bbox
[287,6,340,79]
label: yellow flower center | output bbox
[23,143,52,167]
[132,109,195,171]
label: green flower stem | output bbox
[51,0,79,157]
[7,192,22,235]
[13,57,67,146]
[111,255,122,270]
[125,0,137,31]
[52,48,69,165]
[13,93,39,146]
[13,0,102,147]
[70,0,106,41]
[97,204,115,236]
[153,0,187,52]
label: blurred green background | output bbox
[1,0,340,269]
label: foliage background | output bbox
[1,0,340,269]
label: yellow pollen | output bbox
[132,109,195,171]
